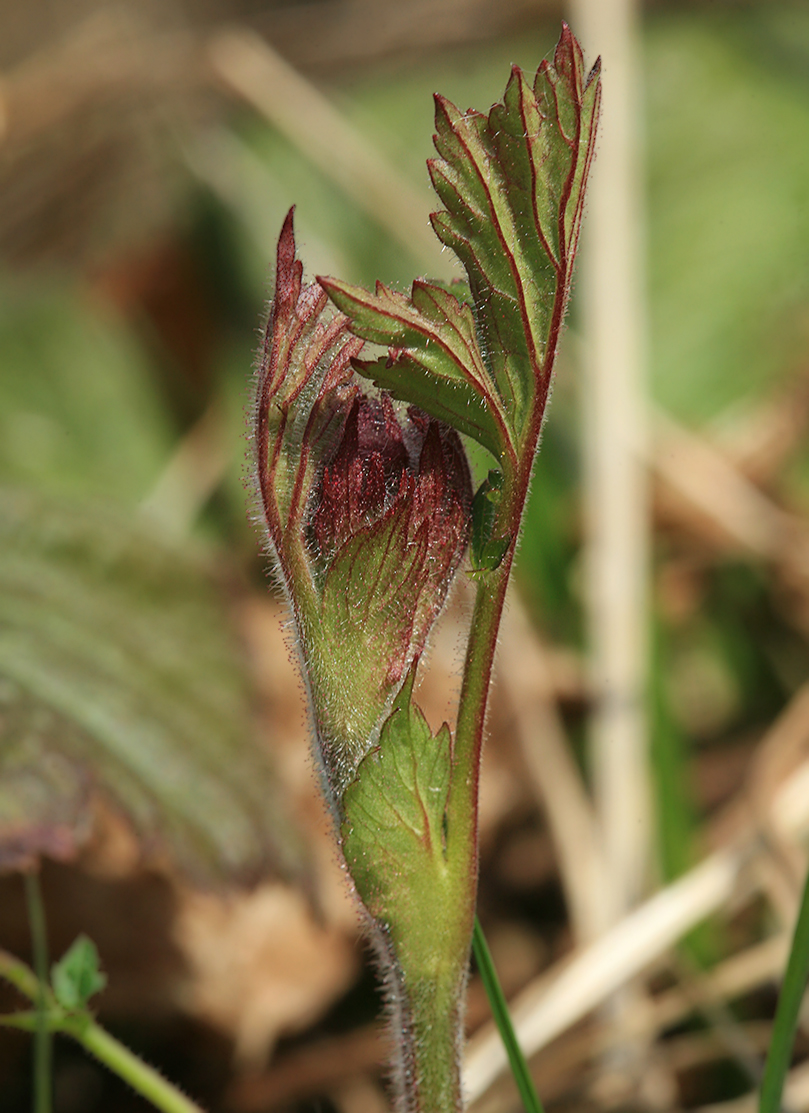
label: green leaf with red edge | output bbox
[254,218,473,801]
[341,670,469,1110]
[320,25,600,458]
[254,209,363,564]
[312,416,470,795]
[429,26,600,436]
[314,498,427,782]
[319,276,512,464]
[341,669,456,960]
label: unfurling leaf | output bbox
[319,276,512,463]
[52,935,106,1011]
[253,213,472,800]
[430,26,600,431]
[321,25,600,463]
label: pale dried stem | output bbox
[466,935,792,1113]
[565,0,653,1098]
[206,28,447,273]
[463,683,809,1102]
[568,0,651,933]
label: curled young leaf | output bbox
[319,275,513,464]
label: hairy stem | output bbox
[0,950,207,1113]
[61,1017,205,1113]
[24,872,51,1113]
[384,935,467,1113]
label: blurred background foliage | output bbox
[2,1,809,1111]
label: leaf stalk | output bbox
[24,872,52,1113]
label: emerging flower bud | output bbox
[252,211,472,801]
[311,394,408,560]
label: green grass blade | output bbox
[759,865,809,1113]
[473,916,545,1113]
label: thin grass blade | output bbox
[473,916,545,1113]
[759,864,809,1113]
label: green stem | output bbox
[448,559,512,884]
[0,948,42,1003]
[24,873,51,1113]
[440,459,540,1109]
[0,950,207,1113]
[394,954,467,1113]
[60,1016,205,1113]
[473,918,544,1113]
[759,863,809,1113]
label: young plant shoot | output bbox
[251,26,600,1112]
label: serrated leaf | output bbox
[319,29,599,463]
[319,276,512,462]
[52,935,106,1011]
[0,486,299,884]
[428,25,601,436]
[341,671,456,966]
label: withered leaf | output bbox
[0,486,299,885]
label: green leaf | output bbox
[341,671,455,964]
[315,502,427,779]
[319,276,512,462]
[0,486,300,884]
[470,470,511,572]
[52,936,106,1012]
[319,30,599,463]
[428,26,600,436]
[341,672,470,1110]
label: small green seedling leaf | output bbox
[51,935,106,1011]
[470,471,510,572]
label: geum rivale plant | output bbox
[251,26,600,1113]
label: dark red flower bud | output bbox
[252,209,473,796]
